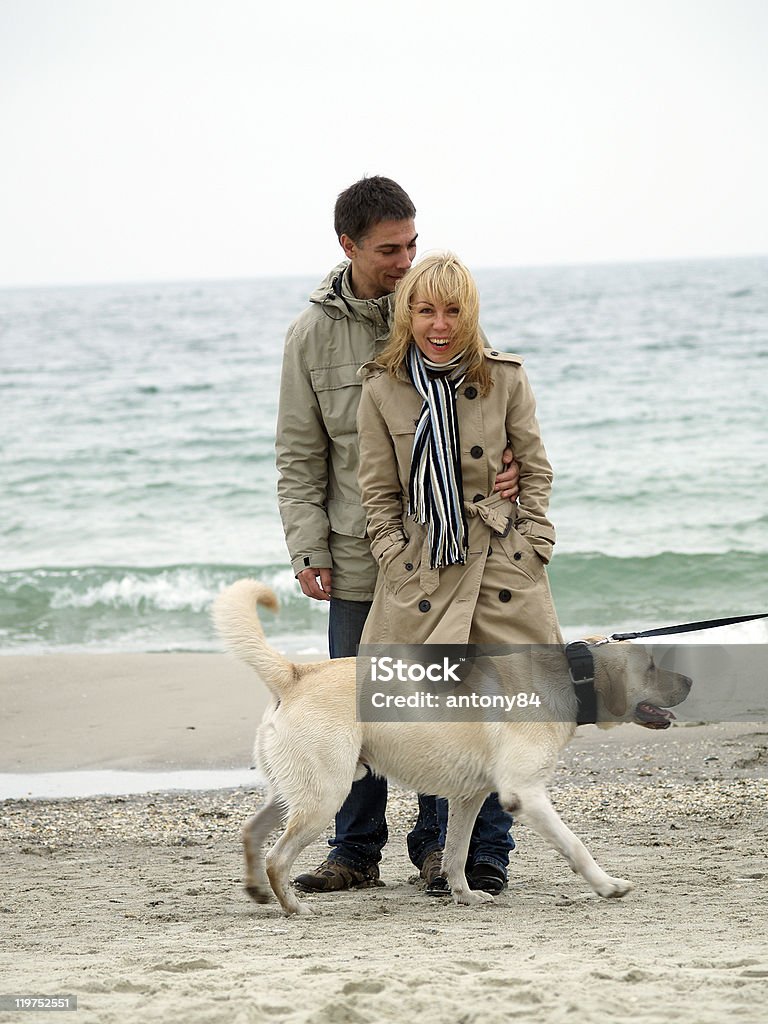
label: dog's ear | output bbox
[595,655,628,719]
[601,674,628,718]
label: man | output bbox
[275,176,519,894]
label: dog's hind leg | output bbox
[443,792,494,906]
[242,794,286,904]
[265,792,351,917]
[516,789,634,899]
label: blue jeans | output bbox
[327,598,388,866]
[327,597,513,873]
[407,794,515,873]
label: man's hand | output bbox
[297,566,332,601]
[493,448,520,501]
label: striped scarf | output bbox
[406,345,469,569]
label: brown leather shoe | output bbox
[420,849,449,896]
[293,858,383,892]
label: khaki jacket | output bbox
[357,350,563,645]
[275,262,391,601]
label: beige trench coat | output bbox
[357,349,563,646]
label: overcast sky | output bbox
[1,0,767,287]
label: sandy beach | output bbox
[1,653,767,1023]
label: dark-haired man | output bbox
[275,176,519,894]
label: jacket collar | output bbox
[310,261,393,329]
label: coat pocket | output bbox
[327,498,369,539]
[379,527,424,595]
[496,525,545,583]
[310,364,362,440]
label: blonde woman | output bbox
[357,251,563,895]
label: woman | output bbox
[357,252,563,895]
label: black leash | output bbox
[610,612,768,641]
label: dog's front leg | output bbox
[443,792,494,906]
[517,790,633,899]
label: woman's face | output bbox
[410,293,462,363]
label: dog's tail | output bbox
[212,578,295,698]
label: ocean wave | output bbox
[548,550,768,636]
[0,564,327,654]
[0,552,765,654]
[49,569,217,614]
[2,564,301,611]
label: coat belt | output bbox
[464,500,512,537]
[418,501,511,595]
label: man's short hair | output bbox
[334,176,416,244]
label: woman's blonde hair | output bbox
[378,251,491,393]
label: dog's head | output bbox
[590,639,692,729]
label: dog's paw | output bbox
[286,900,314,917]
[597,877,634,899]
[245,884,272,904]
[453,888,494,907]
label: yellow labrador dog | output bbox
[213,579,692,916]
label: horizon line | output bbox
[1,250,766,293]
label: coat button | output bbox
[419,600,431,612]
[464,385,478,399]
[513,551,522,561]
[490,350,499,356]
[499,590,512,602]
[472,493,484,503]
[487,546,493,557]
[404,562,413,571]
[470,445,483,459]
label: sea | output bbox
[2,256,767,658]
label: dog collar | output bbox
[565,641,597,725]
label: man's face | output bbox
[342,218,417,299]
